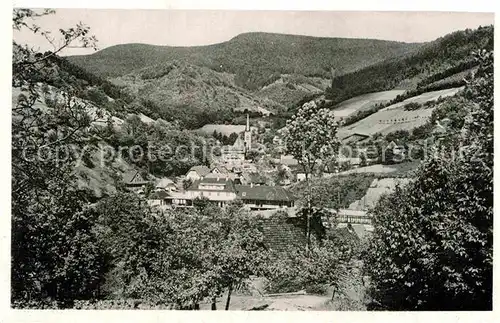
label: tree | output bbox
[201,204,269,310]
[359,153,367,167]
[93,197,268,310]
[246,149,260,162]
[182,178,193,190]
[265,231,356,303]
[273,166,290,185]
[366,50,493,310]
[11,9,104,308]
[281,100,339,247]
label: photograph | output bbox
[10,8,494,311]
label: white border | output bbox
[1,1,498,323]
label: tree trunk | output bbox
[306,172,312,250]
[225,283,233,310]
[331,288,336,301]
[211,297,217,310]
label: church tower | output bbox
[244,113,251,152]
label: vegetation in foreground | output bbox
[11,9,493,311]
[366,50,493,310]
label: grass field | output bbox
[332,90,405,118]
[348,177,412,210]
[338,87,463,137]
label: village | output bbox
[121,113,379,242]
[10,8,494,313]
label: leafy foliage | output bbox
[289,174,375,210]
[265,231,357,301]
[366,50,493,310]
[282,100,340,177]
[102,115,213,177]
[12,9,104,308]
[94,197,269,309]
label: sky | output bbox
[13,9,495,56]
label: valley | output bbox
[11,8,494,313]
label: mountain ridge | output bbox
[67,32,422,82]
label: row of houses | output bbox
[124,164,295,211]
[149,174,295,210]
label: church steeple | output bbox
[244,113,251,152]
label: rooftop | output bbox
[122,170,149,185]
[236,184,295,202]
[188,165,211,176]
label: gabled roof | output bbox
[257,215,306,252]
[187,165,211,177]
[235,185,295,202]
[156,177,175,188]
[149,190,171,200]
[341,132,369,141]
[211,165,230,174]
[122,170,149,185]
[233,136,246,149]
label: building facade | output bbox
[148,176,295,210]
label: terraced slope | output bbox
[338,87,464,138]
[332,90,405,119]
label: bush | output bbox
[305,284,328,295]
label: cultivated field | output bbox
[332,90,406,118]
[338,87,464,137]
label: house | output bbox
[336,209,372,225]
[240,172,267,186]
[148,190,171,207]
[185,176,238,207]
[148,190,191,208]
[384,141,407,163]
[285,164,306,182]
[122,170,150,193]
[148,175,296,211]
[257,106,271,117]
[205,172,238,181]
[221,139,245,167]
[211,165,230,175]
[236,184,295,210]
[155,177,177,192]
[185,165,211,181]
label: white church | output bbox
[221,114,252,168]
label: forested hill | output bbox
[67,32,421,90]
[326,25,494,104]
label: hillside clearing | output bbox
[332,90,405,118]
[348,177,412,210]
[338,87,463,137]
